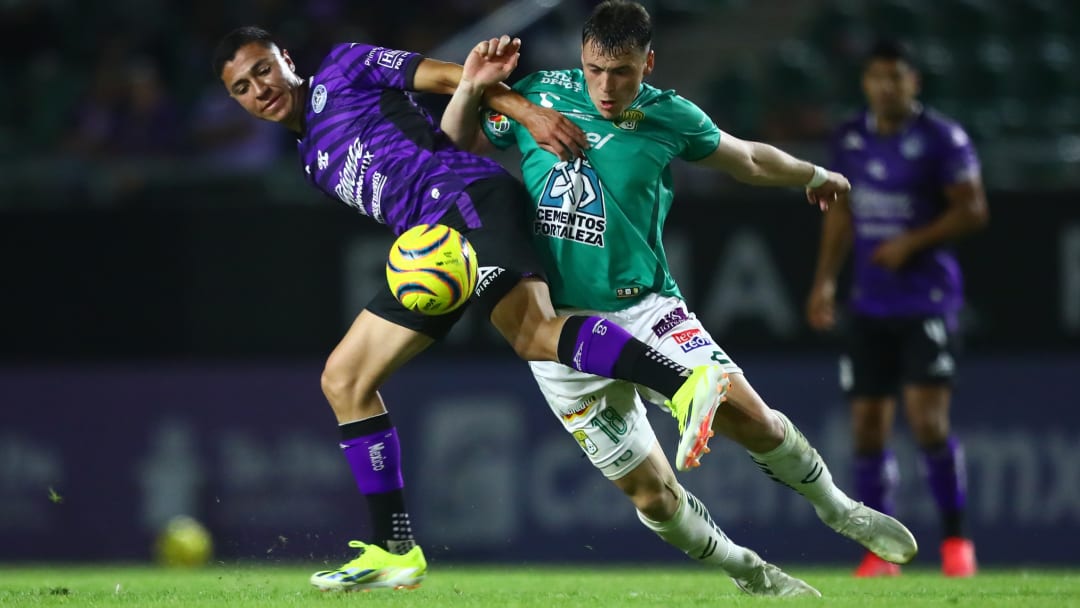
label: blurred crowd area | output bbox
[1,0,1078,204]
[707,0,1080,143]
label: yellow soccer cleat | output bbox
[310,541,427,592]
[666,365,729,471]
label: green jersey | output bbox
[481,69,720,311]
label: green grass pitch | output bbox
[2,564,1079,607]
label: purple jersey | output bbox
[297,43,506,234]
[830,106,981,318]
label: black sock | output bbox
[942,510,965,539]
[612,338,689,397]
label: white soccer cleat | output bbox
[732,562,822,597]
[824,502,918,564]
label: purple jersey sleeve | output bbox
[934,122,981,187]
[331,43,422,91]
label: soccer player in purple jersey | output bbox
[807,40,988,578]
[212,26,731,591]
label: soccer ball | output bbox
[154,515,213,567]
[386,224,478,315]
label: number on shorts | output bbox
[591,409,628,443]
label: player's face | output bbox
[581,40,654,120]
[222,42,304,125]
[862,58,919,120]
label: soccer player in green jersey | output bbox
[441,2,919,596]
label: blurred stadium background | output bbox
[1,0,1077,569]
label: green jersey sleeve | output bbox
[669,94,721,162]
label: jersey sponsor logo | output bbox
[535,157,606,247]
[672,328,710,353]
[475,265,505,297]
[368,442,386,471]
[376,48,409,70]
[537,71,582,92]
[651,306,689,338]
[486,111,510,134]
[335,137,375,215]
[371,172,387,223]
[615,287,640,299]
[317,149,329,171]
[585,131,615,149]
[561,395,598,422]
[614,109,644,131]
[850,186,913,221]
[312,84,328,114]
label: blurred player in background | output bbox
[213,25,731,592]
[806,39,988,578]
[441,1,917,596]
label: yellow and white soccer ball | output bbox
[386,224,478,315]
[154,515,213,567]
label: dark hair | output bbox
[212,26,276,78]
[582,0,652,57]
[864,39,917,70]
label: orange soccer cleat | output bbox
[941,537,977,577]
[854,552,902,578]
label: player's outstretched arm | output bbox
[696,132,850,211]
[435,35,586,159]
[806,194,853,331]
[440,35,522,152]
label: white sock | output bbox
[748,410,856,525]
[636,485,761,578]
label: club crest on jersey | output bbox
[614,109,644,131]
[900,135,924,159]
[486,111,510,134]
[312,84,328,113]
[535,157,606,247]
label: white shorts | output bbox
[531,293,743,480]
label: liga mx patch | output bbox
[651,306,688,337]
[487,111,510,134]
[672,328,710,353]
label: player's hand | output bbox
[871,235,915,271]
[806,280,837,331]
[806,170,850,212]
[520,107,589,161]
[462,35,521,89]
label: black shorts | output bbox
[841,314,960,398]
[365,176,545,340]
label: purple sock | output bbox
[920,436,968,516]
[340,416,415,553]
[562,316,631,377]
[341,427,404,495]
[853,450,900,516]
[557,315,689,397]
